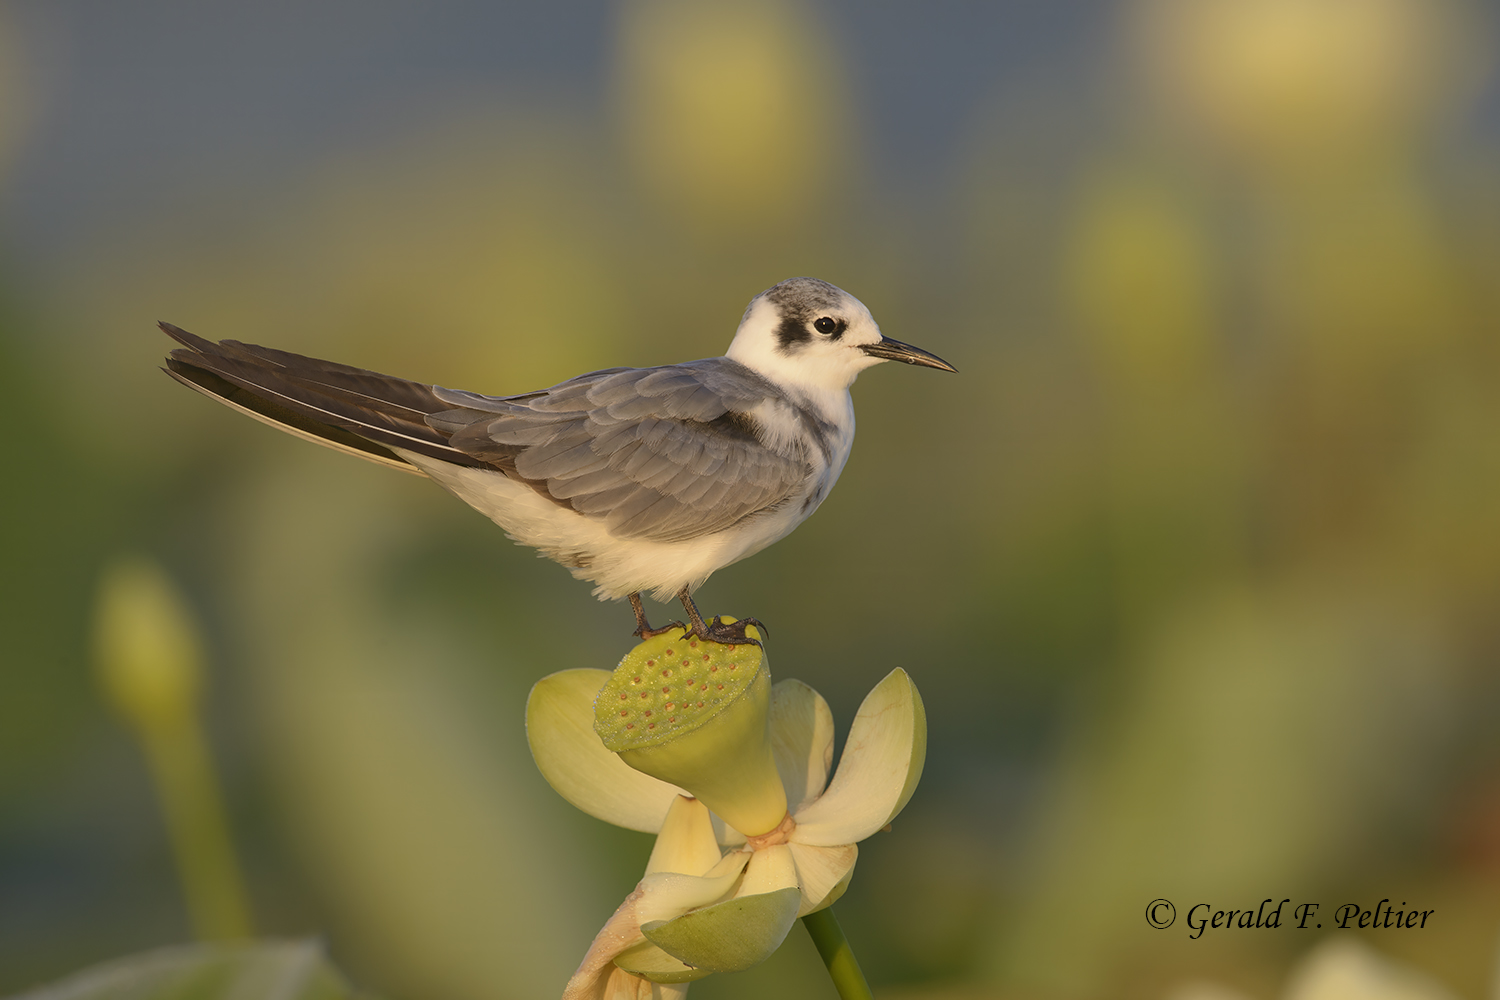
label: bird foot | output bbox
[633,619,686,640]
[692,616,768,647]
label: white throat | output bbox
[724,297,880,420]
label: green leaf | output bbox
[5,941,372,1000]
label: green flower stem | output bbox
[801,907,873,1000]
[142,713,254,941]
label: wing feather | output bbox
[161,322,483,470]
[439,360,812,542]
[164,323,814,546]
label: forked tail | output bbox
[161,322,486,475]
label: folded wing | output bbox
[431,361,812,542]
[163,324,812,544]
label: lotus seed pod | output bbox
[595,625,787,837]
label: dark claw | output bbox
[699,616,768,647]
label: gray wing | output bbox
[428,360,814,543]
[162,321,811,545]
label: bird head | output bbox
[725,277,955,398]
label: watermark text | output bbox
[1145,898,1435,939]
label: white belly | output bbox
[397,449,833,602]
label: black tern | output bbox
[162,277,955,642]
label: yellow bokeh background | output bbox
[3,2,1500,998]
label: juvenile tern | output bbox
[162,277,955,642]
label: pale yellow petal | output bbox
[601,965,694,999]
[527,669,685,832]
[563,854,749,1000]
[635,852,750,924]
[646,796,724,877]
[769,679,834,809]
[791,668,926,846]
[1284,938,1457,1000]
[564,887,651,1000]
[787,842,857,915]
[736,843,799,896]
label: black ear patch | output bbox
[775,313,813,351]
[775,314,848,351]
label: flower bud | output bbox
[93,556,204,732]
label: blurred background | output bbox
[3,1,1500,997]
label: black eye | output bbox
[813,316,837,335]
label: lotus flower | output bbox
[526,626,925,998]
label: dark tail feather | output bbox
[160,321,486,473]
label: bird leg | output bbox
[630,592,684,640]
[677,587,768,647]
[676,588,712,637]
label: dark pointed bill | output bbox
[861,336,958,372]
